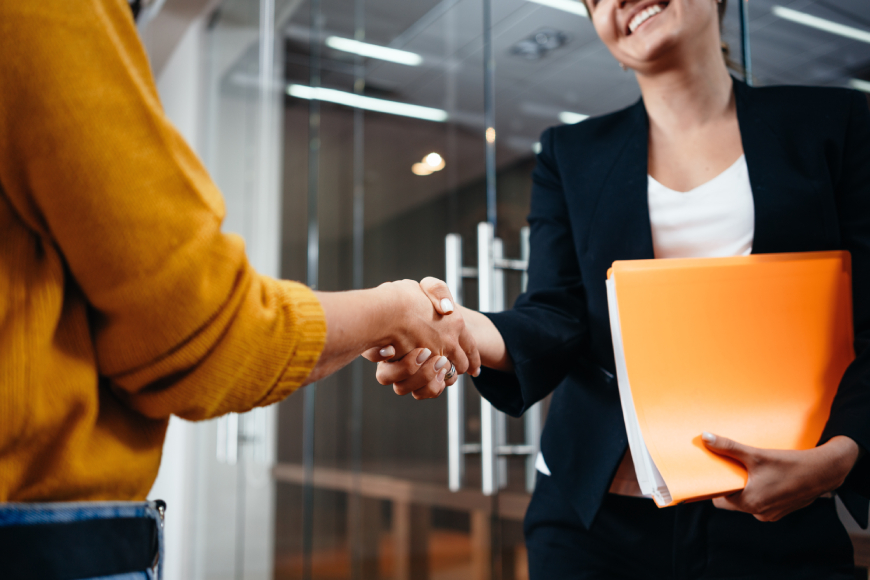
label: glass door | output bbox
[195,0,870,578]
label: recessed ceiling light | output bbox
[412,163,435,176]
[325,36,423,66]
[772,6,870,44]
[413,153,446,176]
[849,79,870,93]
[287,85,448,122]
[559,111,589,124]
[527,0,588,18]
[511,28,570,60]
[425,153,445,170]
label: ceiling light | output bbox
[559,111,589,124]
[849,79,870,93]
[412,163,435,176]
[772,6,870,44]
[425,153,445,169]
[511,28,570,60]
[287,85,448,122]
[527,0,588,18]
[413,153,446,176]
[325,36,423,66]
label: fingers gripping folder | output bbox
[606,252,855,506]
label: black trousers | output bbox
[525,472,855,580]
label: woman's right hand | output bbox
[371,277,481,383]
[362,277,484,399]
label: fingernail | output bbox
[473,368,481,377]
[416,348,432,365]
[441,298,454,313]
[434,356,449,370]
[379,346,395,358]
[437,367,448,381]
[702,432,716,444]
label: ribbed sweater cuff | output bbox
[254,281,326,407]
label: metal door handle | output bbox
[445,223,541,495]
[445,234,465,492]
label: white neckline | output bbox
[648,154,746,195]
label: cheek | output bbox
[592,13,620,55]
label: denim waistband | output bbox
[0,500,165,580]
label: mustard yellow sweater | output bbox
[0,0,326,502]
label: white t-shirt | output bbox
[536,154,755,484]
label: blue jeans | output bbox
[0,500,165,580]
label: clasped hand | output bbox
[363,277,480,400]
[702,432,860,521]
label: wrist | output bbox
[821,436,860,491]
[368,282,409,350]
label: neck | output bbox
[635,39,734,132]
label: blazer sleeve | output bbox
[820,91,870,507]
[471,127,590,417]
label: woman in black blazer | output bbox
[372,0,870,577]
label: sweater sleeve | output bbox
[0,0,326,420]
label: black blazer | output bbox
[472,78,870,529]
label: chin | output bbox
[626,27,684,70]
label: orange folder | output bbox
[605,251,854,507]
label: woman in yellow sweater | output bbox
[0,0,476,577]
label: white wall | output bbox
[147,13,209,580]
[144,6,284,579]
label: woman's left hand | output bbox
[702,433,861,522]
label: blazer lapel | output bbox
[734,78,835,254]
[583,100,656,266]
[735,78,779,255]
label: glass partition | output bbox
[195,0,870,578]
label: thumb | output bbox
[701,432,755,465]
[419,277,456,315]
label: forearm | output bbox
[307,287,395,385]
[460,305,513,372]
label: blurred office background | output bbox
[138,0,870,578]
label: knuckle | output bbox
[425,277,447,291]
[420,276,439,290]
[745,499,765,514]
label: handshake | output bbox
[311,277,509,392]
[361,277,483,400]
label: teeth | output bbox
[629,4,664,34]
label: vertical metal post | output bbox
[739,0,752,86]
[349,1,366,578]
[302,1,323,578]
[524,403,541,492]
[520,226,530,293]
[483,0,497,228]
[521,225,538,492]
[445,234,465,492]
[491,238,507,490]
[477,223,497,496]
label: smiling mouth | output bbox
[628,2,668,35]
